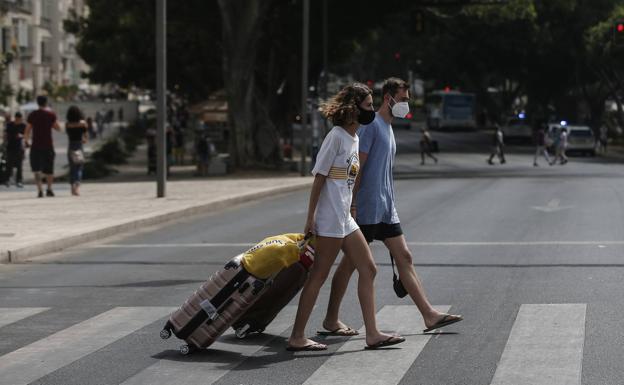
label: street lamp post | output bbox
[300,0,310,176]
[156,0,167,197]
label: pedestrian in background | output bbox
[95,110,104,138]
[322,78,462,339]
[86,116,96,139]
[551,126,568,165]
[488,122,506,165]
[172,121,186,165]
[65,106,88,196]
[287,83,405,351]
[146,128,156,175]
[419,127,438,165]
[24,95,61,198]
[195,132,214,177]
[533,121,551,167]
[3,112,26,188]
[598,123,608,154]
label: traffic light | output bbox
[615,20,624,46]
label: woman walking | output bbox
[287,83,405,351]
[65,106,88,196]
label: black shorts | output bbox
[30,149,55,174]
[359,222,403,243]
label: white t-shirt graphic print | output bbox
[311,126,360,238]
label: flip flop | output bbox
[364,335,406,350]
[423,314,463,333]
[286,342,327,352]
[317,326,359,336]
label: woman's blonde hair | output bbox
[320,83,372,127]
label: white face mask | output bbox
[390,96,410,118]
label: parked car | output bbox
[547,123,595,156]
[566,125,595,156]
[502,117,532,142]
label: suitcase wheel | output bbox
[159,328,172,340]
[179,344,195,356]
[235,324,251,339]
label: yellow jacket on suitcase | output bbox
[241,233,310,279]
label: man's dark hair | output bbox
[382,77,409,98]
[14,112,22,118]
[36,95,48,107]
[66,105,84,123]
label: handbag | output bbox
[390,253,408,298]
[70,149,85,165]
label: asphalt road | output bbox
[1,129,624,385]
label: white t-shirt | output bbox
[311,126,360,238]
[559,131,568,148]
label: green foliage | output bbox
[66,0,222,101]
[68,0,624,165]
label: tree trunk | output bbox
[218,0,276,168]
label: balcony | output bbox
[2,0,33,14]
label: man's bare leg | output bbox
[34,171,43,193]
[45,174,54,191]
[384,234,461,328]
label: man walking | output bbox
[24,95,61,198]
[420,127,438,165]
[3,112,26,187]
[321,78,462,336]
[487,122,506,165]
[533,121,551,167]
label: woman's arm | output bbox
[305,174,326,235]
[81,122,88,144]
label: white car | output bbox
[566,125,595,156]
[502,118,532,141]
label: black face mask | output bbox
[357,106,375,125]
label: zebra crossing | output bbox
[0,303,587,385]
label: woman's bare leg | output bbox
[288,235,343,348]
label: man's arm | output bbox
[350,151,368,217]
[52,120,61,131]
[24,123,32,147]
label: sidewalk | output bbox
[0,175,312,263]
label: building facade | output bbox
[0,0,88,108]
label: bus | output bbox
[425,90,477,130]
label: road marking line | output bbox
[490,303,586,385]
[0,306,175,385]
[87,240,624,249]
[90,243,255,248]
[0,308,49,328]
[303,305,451,385]
[120,306,298,385]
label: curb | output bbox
[3,181,310,263]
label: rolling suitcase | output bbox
[160,233,314,355]
[159,255,268,355]
[232,242,314,338]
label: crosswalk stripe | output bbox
[303,305,451,385]
[0,307,50,328]
[490,303,586,385]
[0,306,175,385]
[120,305,298,385]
